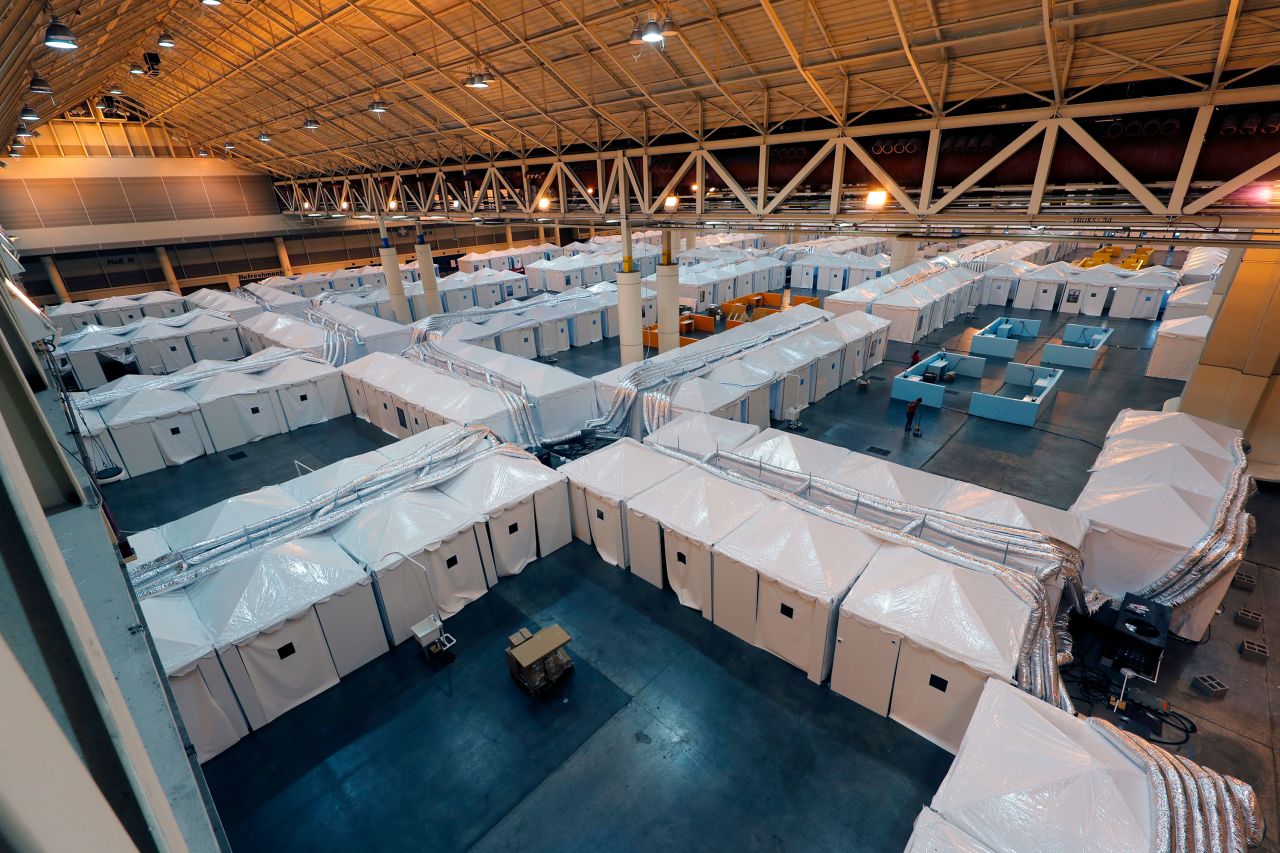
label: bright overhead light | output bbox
[14,124,32,139]
[464,72,489,89]
[641,18,663,43]
[450,199,461,209]
[257,130,271,143]
[388,199,398,210]
[108,82,123,94]
[664,194,679,209]
[537,197,551,210]
[690,183,698,191]
[303,117,320,130]
[660,14,677,36]
[43,17,78,50]
[223,140,235,150]
[129,63,145,75]
[19,105,38,122]
[10,137,26,150]
[865,189,888,210]
[197,147,208,157]
[368,98,388,113]
[201,0,222,5]
[302,201,311,209]
[29,74,52,94]
[157,31,175,48]
[329,213,346,219]
[307,212,324,218]
[340,200,349,210]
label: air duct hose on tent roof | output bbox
[650,445,1075,714]
[69,348,313,409]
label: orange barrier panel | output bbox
[725,319,746,329]
[760,292,785,308]
[754,307,780,318]
[691,314,716,334]
[791,295,820,307]
[679,336,696,347]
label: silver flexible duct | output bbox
[70,349,313,409]
[649,445,1073,713]
[404,340,543,448]
[57,309,237,347]
[1089,717,1263,852]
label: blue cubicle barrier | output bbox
[1040,324,1114,369]
[891,351,987,408]
[969,317,1042,359]
[968,362,1062,425]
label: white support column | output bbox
[889,237,918,272]
[505,225,514,247]
[273,236,293,275]
[378,221,412,324]
[41,257,70,304]
[618,222,643,364]
[657,230,680,354]
[415,231,442,317]
[154,247,182,295]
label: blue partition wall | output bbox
[1040,324,1114,369]
[969,317,1042,359]
[891,351,987,407]
[968,362,1062,425]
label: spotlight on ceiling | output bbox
[628,20,643,44]
[19,105,38,122]
[537,197,551,211]
[660,14,677,36]
[464,72,488,89]
[388,199,399,210]
[108,82,124,94]
[157,31,175,48]
[11,137,26,150]
[29,74,52,94]
[257,130,272,143]
[201,0,222,5]
[302,201,311,209]
[197,147,208,157]
[865,189,888,210]
[43,16,78,50]
[303,117,320,130]
[340,200,349,210]
[641,18,663,43]
[14,124,32,139]
[223,140,235,150]
[368,98,388,113]
[664,194,679,209]
[129,63,145,75]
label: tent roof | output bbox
[704,358,777,389]
[931,680,1151,853]
[627,466,772,543]
[280,451,388,503]
[256,356,339,385]
[101,388,200,426]
[1069,472,1218,548]
[644,412,760,458]
[1156,314,1212,339]
[876,286,935,308]
[375,424,466,463]
[437,452,565,515]
[833,311,891,335]
[827,454,955,507]
[933,482,1089,548]
[46,301,99,316]
[1105,408,1239,457]
[332,488,481,570]
[843,545,1031,679]
[136,291,184,304]
[558,437,689,501]
[184,371,272,403]
[670,376,745,412]
[139,591,215,675]
[714,501,879,600]
[728,428,852,476]
[1091,439,1234,495]
[160,486,301,551]
[187,535,366,647]
[905,809,994,853]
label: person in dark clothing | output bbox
[905,397,922,433]
[910,349,922,366]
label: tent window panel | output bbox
[298,394,308,401]
[595,509,604,520]
[250,406,260,414]
[170,427,181,435]
[676,551,687,564]
[928,674,948,693]
[780,603,794,619]
[507,522,519,534]
[445,555,458,569]
[170,345,178,352]
[277,642,296,660]
[396,408,407,429]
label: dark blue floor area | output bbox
[201,542,951,852]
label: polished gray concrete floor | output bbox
[97,300,1280,851]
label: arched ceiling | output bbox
[3,0,1278,179]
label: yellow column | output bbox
[1180,246,1280,473]
[41,257,70,303]
[226,273,241,290]
[155,247,182,295]
[274,236,293,275]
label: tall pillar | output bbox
[41,257,70,303]
[378,222,412,324]
[505,225,514,248]
[154,247,182,295]
[618,222,643,365]
[226,273,241,290]
[657,229,680,354]
[273,236,293,275]
[1180,246,1280,472]
[537,225,546,243]
[682,230,695,256]
[889,236,918,272]
[415,231,442,317]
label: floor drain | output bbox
[228,451,248,461]
[866,446,892,457]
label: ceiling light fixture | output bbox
[537,197,551,210]
[303,116,320,130]
[14,124,32,139]
[197,147,208,157]
[29,73,52,94]
[108,82,124,94]
[388,199,398,209]
[129,63,145,75]
[628,20,644,44]
[19,105,38,122]
[641,18,663,43]
[368,98,388,113]
[865,189,888,210]
[340,200,349,210]
[201,0,222,5]
[257,130,271,143]
[157,31,175,48]
[223,140,235,151]
[302,201,311,209]
[11,137,26,150]
[43,16,78,50]
[664,194,679,209]
[661,14,677,36]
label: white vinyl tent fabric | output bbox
[99,388,216,477]
[905,809,995,853]
[712,501,879,682]
[313,303,413,356]
[159,485,301,552]
[332,489,494,643]
[186,289,266,323]
[625,466,772,616]
[558,438,690,567]
[1180,246,1229,284]
[832,311,891,373]
[1146,314,1211,381]
[1163,279,1215,320]
[720,428,852,487]
[245,282,310,316]
[644,412,760,458]
[1105,407,1240,455]
[185,535,385,729]
[253,355,351,429]
[437,453,572,578]
[872,286,938,342]
[668,376,748,422]
[45,300,101,334]
[928,679,1153,853]
[1091,439,1234,496]
[699,359,775,430]
[139,591,248,762]
[183,372,288,452]
[821,453,955,528]
[832,545,1031,752]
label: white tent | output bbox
[519,305,572,355]
[332,489,493,643]
[253,356,351,430]
[739,345,812,420]
[928,679,1153,853]
[100,388,215,477]
[712,502,879,681]
[94,295,147,326]
[833,311,891,375]
[45,301,99,334]
[1108,277,1168,320]
[1090,438,1233,496]
[60,329,139,390]
[643,412,759,458]
[159,485,300,551]
[779,327,846,401]
[1013,263,1073,311]
[437,453,572,578]
[185,289,264,323]
[245,283,310,317]
[1104,408,1239,457]
[1163,279,1214,320]
[436,274,479,312]
[873,286,937,342]
[137,291,188,318]
[904,809,993,853]
[139,591,247,762]
[832,545,1031,752]
[185,372,289,452]
[930,481,1089,557]
[314,303,412,356]
[820,453,955,528]
[702,359,775,429]
[720,428,851,487]
[823,281,887,316]
[187,535,386,728]
[1146,314,1210,381]
[625,467,772,615]
[481,314,541,359]
[558,438,689,567]
[1180,246,1229,284]
[180,313,247,362]
[280,450,387,503]
[668,376,747,422]
[128,322,198,374]
[978,261,1038,307]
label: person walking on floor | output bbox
[910,349,922,366]
[905,397,922,434]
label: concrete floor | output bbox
[97,300,1280,851]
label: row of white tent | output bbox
[560,424,1085,752]
[240,304,412,365]
[186,288,267,323]
[526,245,663,290]
[906,678,1261,853]
[826,263,984,343]
[995,261,1179,318]
[313,267,531,318]
[770,235,889,264]
[1181,245,1230,283]
[256,259,439,298]
[791,252,890,291]
[458,243,564,271]
[641,257,787,311]
[1163,277,1215,320]
[71,350,351,479]
[593,305,892,434]
[54,310,248,390]
[45,290,189,334]
[131,427,573,761]
[1071,408,1246,641]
